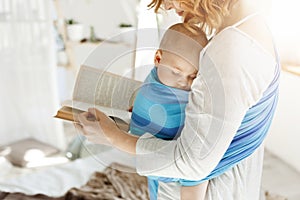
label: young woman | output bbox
[75,0,280,199]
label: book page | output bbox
[73,65,142,112]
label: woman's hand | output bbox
[74,108,120,146]
[74,108,138,154]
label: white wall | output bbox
[59,0,138,40]
[270,0,300,65]
[265,71,300,173]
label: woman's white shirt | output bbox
[135,27,277,180]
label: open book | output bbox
[55,106,85,122]
[55,65,142,131]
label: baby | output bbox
[130,23,208,200]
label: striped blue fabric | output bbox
[130,67,190,200]
[180,60,280,186]
[130,64,280,198]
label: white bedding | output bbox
[0,148,136,197]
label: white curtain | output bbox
[0,0,65,149]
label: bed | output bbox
[0,147,148,199]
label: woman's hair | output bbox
[148,0,236,35]
[160,23,208,49]
[148,0,163,13]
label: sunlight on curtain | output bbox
[0,0,65,149]
[270,0,300,65]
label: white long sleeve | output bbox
[136,28,276,180]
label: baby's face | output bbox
[156,50,198,91]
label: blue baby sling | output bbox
[130,64,279,199]
[130,67,189,140]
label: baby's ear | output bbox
[154,49,162,65]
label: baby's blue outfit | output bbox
[130,67,202,200]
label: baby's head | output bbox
[155,23,207,90]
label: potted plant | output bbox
[66,19,85,42]
[119,23,133,28]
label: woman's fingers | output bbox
[88,107,104,119]
[73,122,82,129]
[88,108,113,123]
[73,122,87,135]
[77,111,95,125]
[88,107,97,115]
[72,108,118,146]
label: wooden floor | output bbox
[262,149,300,200]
